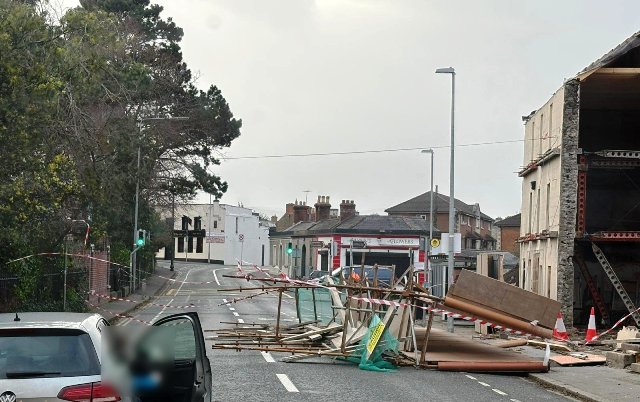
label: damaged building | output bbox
[519,31,640,327]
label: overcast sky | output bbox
[60,0,640,220]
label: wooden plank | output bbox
[550,354,606,366]
[281,323,341,342]
[448,269,561,328]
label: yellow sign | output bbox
[366,322,386,354]
[430,238,440,248]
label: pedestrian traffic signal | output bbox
[136,229,146,246]
[286,243,293,254]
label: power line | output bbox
[220,137,554,161]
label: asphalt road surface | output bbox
[114,261,574,402]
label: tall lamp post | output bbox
[420,149,434,288]
[436,66,455,333]
[133,116,188,288]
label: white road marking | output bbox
[229,307,235,311]
[276,374,299,392]
[237,318,245,324]
[510,399,522,402]
[233,312,239,317]
[465,375,477,380]
[222,298,228,304]
[492,389,508,396]
[212,269,221,286]
[261,351,276,363]
[478,382,491,387]
[151,268,193,323]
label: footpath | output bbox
[431,319,640,402]
[90,262,176,324]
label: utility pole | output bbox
[208,193,212,264]
[436,66,456,333]
[421,149,434,288]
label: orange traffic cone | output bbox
[585,307,598,342]
[553,311,569,341]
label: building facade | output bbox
[156,202,271,266]
[519,31,640,325]
[270,196,437,279]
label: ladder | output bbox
[591,243,640,326]
[574,254,610,323]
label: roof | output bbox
[272,215,440,237]
[385,191,493,221]
[579,30,640,77]
[0,312,102,330]
[495,214,521,228]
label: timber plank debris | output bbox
[209,265,562,373]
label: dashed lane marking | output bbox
[492,389,508,396]
[237,318,245,324]
[229,307,235,311]
[478,382,491,387]
[465,375,477,380]
[510,399,522,402]
[222,299,228,304]
[261,351,276,363]
[276,374,299,393]
[233,312,239,317]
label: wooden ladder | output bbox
[592,243,640,326]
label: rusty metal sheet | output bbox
[447,269,561,329]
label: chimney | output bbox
[314,195,331,222]
[340,200,357,222]
[293,200,309,223]
[285,202,295,216]
[270,215,278,224]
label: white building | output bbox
[156,202,271,266]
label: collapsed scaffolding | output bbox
[210,266,559,373]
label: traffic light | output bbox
[136,229,147,247]
[286,242,293,254]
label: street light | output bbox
[133,116,188,289]
[436,66,455,333]
[421,149,434,288]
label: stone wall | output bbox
[557,79,580,326]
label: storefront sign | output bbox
[340,237,419,248]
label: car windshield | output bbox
[0,329,100,379]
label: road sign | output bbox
[430,238,440,248]
[351,240,367,249]
[311,241,324,248]
[239,234,244,242]
[206,236,225,244]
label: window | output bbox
[539,113,544,153]
[0,329,100,379]
[475,217,480,229]
[419,215,427,220]
[531,121,536,161]
[546,183,551,230]
[194,216,202,230]
[188,236,193,253]
[460,215,468,225]
[196,236,203,253]
[213,220,217,229]
[235,217,238,234]
[536,189,541,233]
[177,237,184,253]
[549,103,553,147]
[528,192,533,233]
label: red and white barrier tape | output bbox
[349,296,525,336]
[90,293,197,310]
[586,306,640,344]
[86,301,151,326]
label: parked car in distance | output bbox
[0,312,211,402]
[303,270,330,281]
[331,265,394,287]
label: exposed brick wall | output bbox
[557,79,580,326]
[500,227,520,256]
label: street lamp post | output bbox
[420,149,434,288]
[436,66,455,333]
[170,192,175,271]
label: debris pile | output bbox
[211,266,558,373]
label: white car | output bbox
[0,312,212,402]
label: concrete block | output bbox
[629,363,640,374]
[606,351,635,369]
[621,343,640,353]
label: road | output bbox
[115,261,574,402]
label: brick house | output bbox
[385,191,496,251]
[494,214,521,256]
